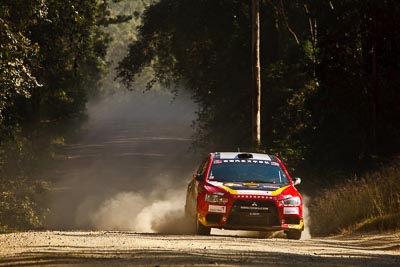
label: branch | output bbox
[278,0,300,45]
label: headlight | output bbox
[280,196,301,206]
[205,193,229,204]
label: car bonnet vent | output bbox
[237,153,253,159]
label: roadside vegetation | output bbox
[309,162,400,236]
[0,0,137,232]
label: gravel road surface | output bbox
[0,231,399,266]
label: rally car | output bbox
[185,152,303,239]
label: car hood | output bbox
[207,180,292,197]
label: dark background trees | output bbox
[299,0,400,182]
[118,0,400,190]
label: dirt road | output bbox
[0,231,399,266]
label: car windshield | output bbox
[208,160,289,185]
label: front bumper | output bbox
[198,199,304,232]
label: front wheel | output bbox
[285,230,302,240]
[195,216,211,235]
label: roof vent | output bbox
[237,153,253,159]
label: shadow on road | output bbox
[1,247,399,267]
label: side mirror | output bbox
[193,173,203,181]
[292,177,301,186]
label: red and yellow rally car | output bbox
[185,152,304,239]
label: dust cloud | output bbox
[301,195,312,240]
[80,178,194,234]
[47,90,201,233]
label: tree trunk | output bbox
[251,0,261,149]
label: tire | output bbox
[195,216,211,236]
[286,230,302,240]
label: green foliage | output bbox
[99,0,157,95]
[0,0,124,231]
[29,0,111,118]
[0,177,49,232]
[0,18,41,123]
[309,162,400,236]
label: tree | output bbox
[0,3,43,125]
[300,0,400,175]
[251,0,261,148]
[0,0,122,231]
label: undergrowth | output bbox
[0,177,49,233]
[309,162,400,236]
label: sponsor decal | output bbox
[221,159,272,164]
[236,190,272,195]
[262,185,280,190]
[208,205,226,213]
[242,182,259,186]
[283,207,299,215]
[222,182,279,191]
[224,183,243,187]
[220,184,291,197]
[240,206,270,211]
[234,195,274,200]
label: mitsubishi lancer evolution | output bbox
[185,152,304,239]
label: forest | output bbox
[0,0,134,231]
[1,0,399,235]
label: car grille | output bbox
[226,200,280,227]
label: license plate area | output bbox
[239,206,270,212]
[226,200,281,227]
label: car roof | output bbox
[213,152,273,161]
